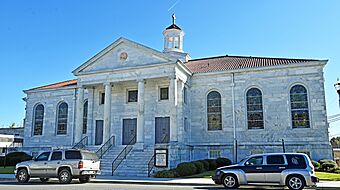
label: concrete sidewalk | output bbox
[94,175,214,186]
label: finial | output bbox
[172,13,176,25]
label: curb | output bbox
[91,179,215,186]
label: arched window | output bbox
[57,102,68,135]
[290,85,310,128]
[83,101,88,134]
[207,91,222,130]
[246,88,264,129]
[33,104,44,136]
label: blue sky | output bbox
[0,0,339,136]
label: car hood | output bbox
[217,164,241,170]
[16,160,34,167]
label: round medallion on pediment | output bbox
[120,52,128,61]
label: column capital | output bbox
[168,74,176,80]
[103,82,112,86]
[136,78,145,83]
[77,84,84,89]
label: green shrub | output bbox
[312,160,320,170]
[206,159,217,170]
[3,152,32,166]
[216,157,232,168]
[199,160,210,171]
[175,162,197,177]
[154,170,177,178]
[332,167,340,174]
[192,161,205,173]
[320,161,337,172]
[318,159,333,165]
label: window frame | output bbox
[83,100,88,134]
[32,104,44,136]
[51,151,62,161]
[56,102,68,135]
[266,155,286,165]
[100,92,105,105]
[159,86,169,101]
[36,152,50,161]
[127,89,138,103]
[289,84,311,129]
[207,90,222,131]
[246,87,264,130]
[245,156,264,166]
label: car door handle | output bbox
[279,167,286,169]
[44,162,47,165]
[256,167,262,170]
[57,162,60,164]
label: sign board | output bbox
[155,149,168,167]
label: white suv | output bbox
[15,149,100,184]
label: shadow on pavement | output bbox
[194,186,340,190]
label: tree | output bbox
[330,137,340,148]
[9,123,15,128]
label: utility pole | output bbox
[335,79,340,108]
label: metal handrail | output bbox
[111,135,136,175]
[96,136,115,159]
[72,136,88,149]
[147,134,168,177]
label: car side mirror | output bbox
[245,161,250,166]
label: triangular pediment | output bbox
[73,38,177,75]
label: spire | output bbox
[172,13,176,25]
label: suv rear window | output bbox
[286,154,307,169]
[65,150,82,159]
[267,155,285,165]
[82,152,99,161]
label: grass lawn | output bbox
[188,170,340,181]
[187,170,215,178]
[315,171,340,181]
[0,166,15,174]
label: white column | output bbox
[137,79,145,144]
[169,76,178,142]
[74,86,84,144]
[103,83,112,144]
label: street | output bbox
[0,180,338,190]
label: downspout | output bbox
[231,73,237,163]
[72,88,77,146]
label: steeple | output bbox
[163,14,184,53]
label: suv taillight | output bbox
[78,161,83,169]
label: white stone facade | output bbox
[23,25,332,170]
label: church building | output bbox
[23,15,332,176]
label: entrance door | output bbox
[155,117,170,144]
[122,118,137,145]
[95,120,103,145]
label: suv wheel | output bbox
[79,176,90,183]
[16,168,30,183]
[58,169,72,184]
[222,174,239,189]
[40,178,49,183]
[287,175,305,190]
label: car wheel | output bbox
[287,175,305,190]
[58,169,72,184]
[40,178,49,183]
[16,168,30,183]
[79,176,90,183]
[222,174,239,189]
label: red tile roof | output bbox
[27,55,322,91]
[28,79,77,91]
[185,55,320,74]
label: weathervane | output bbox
[172,13,176,25]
